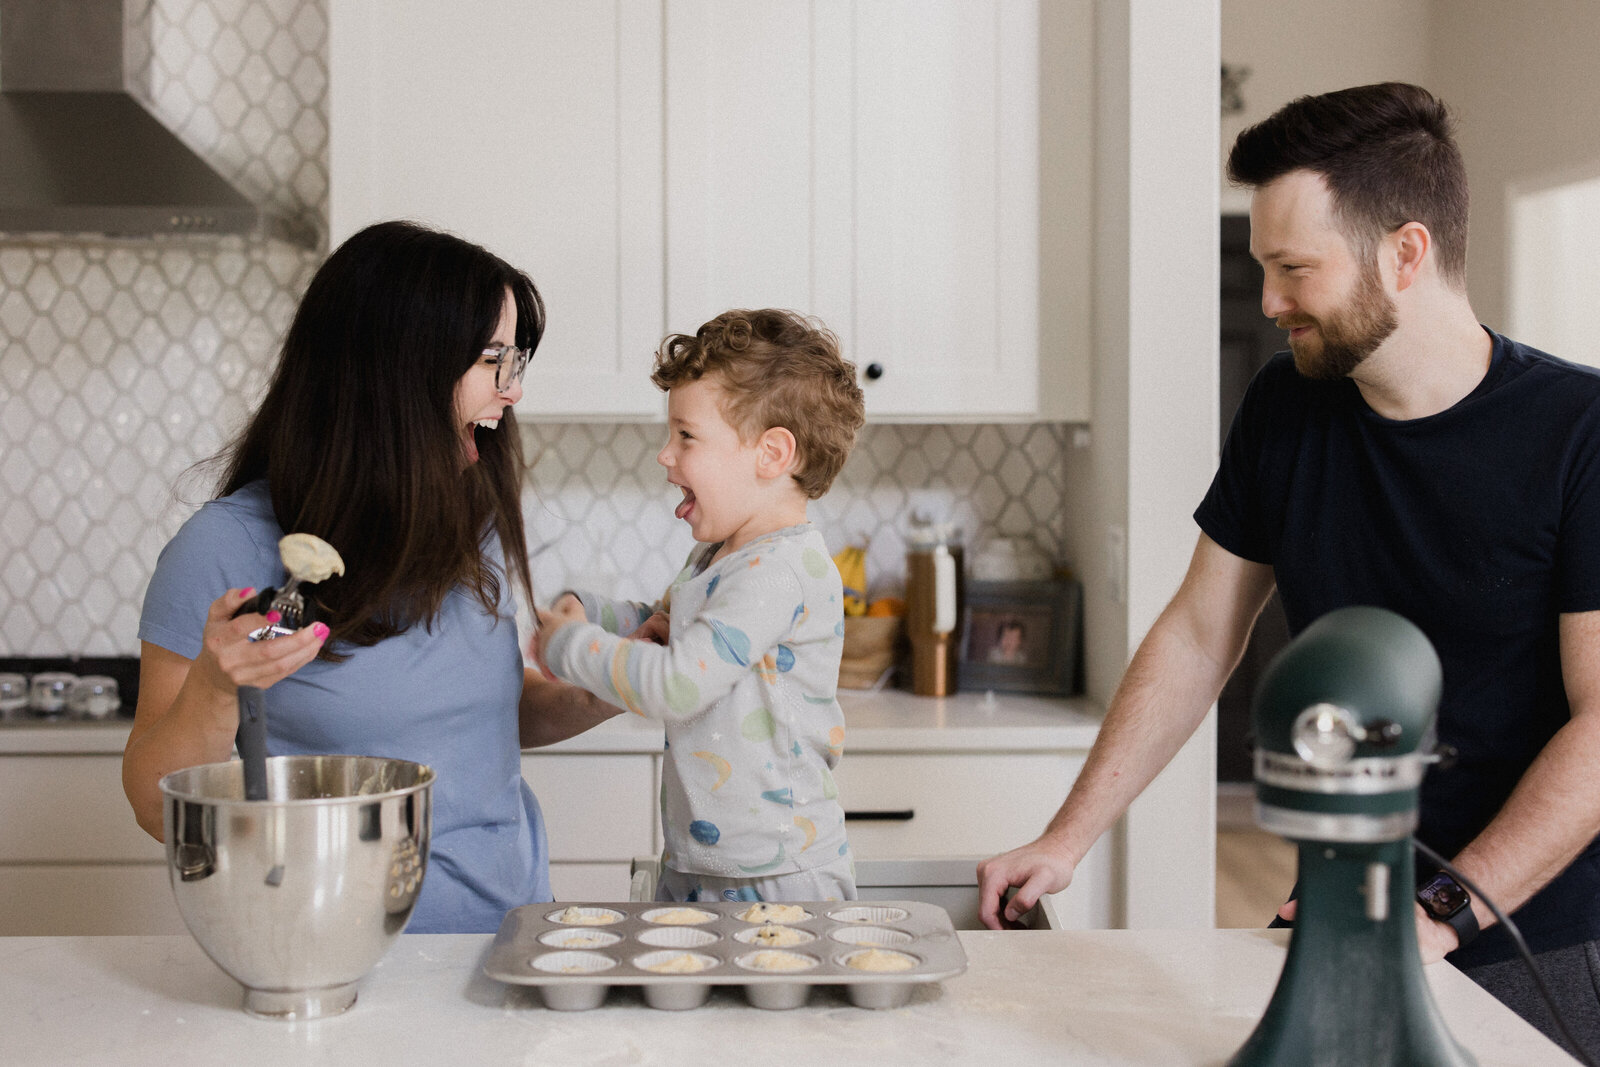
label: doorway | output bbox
[1215,214,1291,783]
[1509,170,1600,368]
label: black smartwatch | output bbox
[1416,870,1479,949]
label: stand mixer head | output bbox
[1228,605,1477,1067]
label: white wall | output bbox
[1508,172,1600,368]
[1220,1,1600,338]
[1219,0,1433,214]
[1430,0,1600,332]
[1075,0,1220,929]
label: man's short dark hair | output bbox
[1226,82,1469,287]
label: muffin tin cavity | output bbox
[536,928,623,951]
[634,950,719,974]
[640,906,718,926]
[828,905,910,924]
[547,906,624,926]
[485,900,966,1012]
[637,926,720,949]
[736,950,819,973]
[734,924,817,948]
[735,902,812,924]
[532,951,616,975]
[828,925,914,947]
[841,947,920,972]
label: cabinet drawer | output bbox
[831,752,1080,859]
[0,863,185,936]
[521,754,656,863]
[0,756,164,862]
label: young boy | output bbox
[535,308,866,903]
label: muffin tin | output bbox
[484,900,967,1011]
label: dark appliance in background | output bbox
[1216,215,1291,783]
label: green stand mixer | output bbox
[1228,606,1476,1067]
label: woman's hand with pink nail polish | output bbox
[191,588,326,697]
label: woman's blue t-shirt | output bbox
[139,480,550,933]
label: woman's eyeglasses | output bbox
[482,344,532,392]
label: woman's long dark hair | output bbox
[218,220,542,655]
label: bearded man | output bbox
[977,82,1600,1057]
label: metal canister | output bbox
[905,525,964,697]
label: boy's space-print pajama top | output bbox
[546,523,851,879]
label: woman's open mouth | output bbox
[462,418,498,464]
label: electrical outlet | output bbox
[907,489,949,526]
[1106,524,1126,605]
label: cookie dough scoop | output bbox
[231,533,344,806]
[235,533,346,640]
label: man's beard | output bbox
[1281,263,1398,380]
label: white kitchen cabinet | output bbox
[328,1,1090,423]
[666,0,1091,421]
[520,751,659,901]
[0,741,660,934]
[328,0,666,420]
[0,703,1106,930]
[834,752,1076,857]
[832,750,1112,929]
[662,1,850,349]
[0,753,186,936]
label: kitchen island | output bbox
[3,929,1572,1065]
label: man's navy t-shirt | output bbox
[1196,328,1600,966]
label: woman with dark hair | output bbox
[122,220,617,933]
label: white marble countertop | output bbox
[2,929,1571,1065]
[0,689,1102,756]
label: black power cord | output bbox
[1413,838,1598,1067]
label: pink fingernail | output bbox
[265,610,282,624]
[241,587,256,598]
[313,622,330,640]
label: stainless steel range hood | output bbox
[0,0,310,244]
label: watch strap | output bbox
[1442,896,1479,948]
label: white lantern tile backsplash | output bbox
[0,0,1078,656]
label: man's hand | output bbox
[976,839,1077,929]
[1278,896,1461,963]
[1414,902,1461,963]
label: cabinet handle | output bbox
[863,362,884,381]
[844,809,914,822]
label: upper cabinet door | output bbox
[666,0,1047,421]
[849,0,1041,419]
[668,3,794,317]
[329,0,665,420]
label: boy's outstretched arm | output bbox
[540,561,808,722]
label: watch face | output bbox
[1418,872,1469,917]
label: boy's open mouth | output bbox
[675,486,696,520]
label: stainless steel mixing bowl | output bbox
[159,754,434,1019]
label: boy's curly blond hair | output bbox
[652,309,865,499]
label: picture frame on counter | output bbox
[958,578,1081,696]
